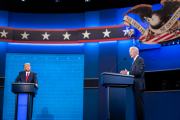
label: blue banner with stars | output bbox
[0,25,136,43]
[0,27,13,41]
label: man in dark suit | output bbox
[120,47,145,120]
[15,63,38,87]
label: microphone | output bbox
[111,58,126,72]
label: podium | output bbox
[11,83,38,120]
[101,72,134,120]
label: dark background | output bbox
[145,69,180,91]
[0,0,160,13]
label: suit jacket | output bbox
[129,56,146,91]
[15,71,38,84]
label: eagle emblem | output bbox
[123,0,180,44]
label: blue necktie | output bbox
[132,59,134,65]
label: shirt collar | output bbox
[26,71,30,74]
[134,55,139,61]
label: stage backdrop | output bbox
[3,53,84,120]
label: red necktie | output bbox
[26,73,29,83]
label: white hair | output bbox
[130,47,139,54]
[24,63,30,67]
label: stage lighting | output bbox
[21,0,25,1]
[170,41,175,45]
[85,0,90,2]
[173,41,176,45]
[177,40,180,44]
[161,43,165,47]
[163,43,168,46]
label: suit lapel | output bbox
[24,71,26,82]
[133,56,139,64]
[130,56,139,71]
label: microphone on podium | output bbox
[111,58,126,72]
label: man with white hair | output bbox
[15,63,38,87]
[120,47,145,120]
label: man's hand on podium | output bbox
[120,69,128,75]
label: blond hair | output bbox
[23,63,30,67]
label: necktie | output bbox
[26,73,29,83]
[132,59,134,65]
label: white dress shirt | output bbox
[26,71,30,76]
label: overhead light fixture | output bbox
[177,40,180,44]
[85,0,90,2]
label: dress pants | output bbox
[133,90,145,120]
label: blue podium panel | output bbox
[109,87,126,119]
[109,87,134,120]
[11,83,38,120]
[17,94,28,120]
[101,72,134,120]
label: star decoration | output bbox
[42,32,50,40]
[0,29,8,38]
[123,27,130,36]
[82,30,91,39]
[62,32,71,40]
[102,29,111,38]
[21,31,29,40]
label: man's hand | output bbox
[120,70,125,74]
[120,69,128,75]
[35,84,38,88]
[124,69,128,75]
